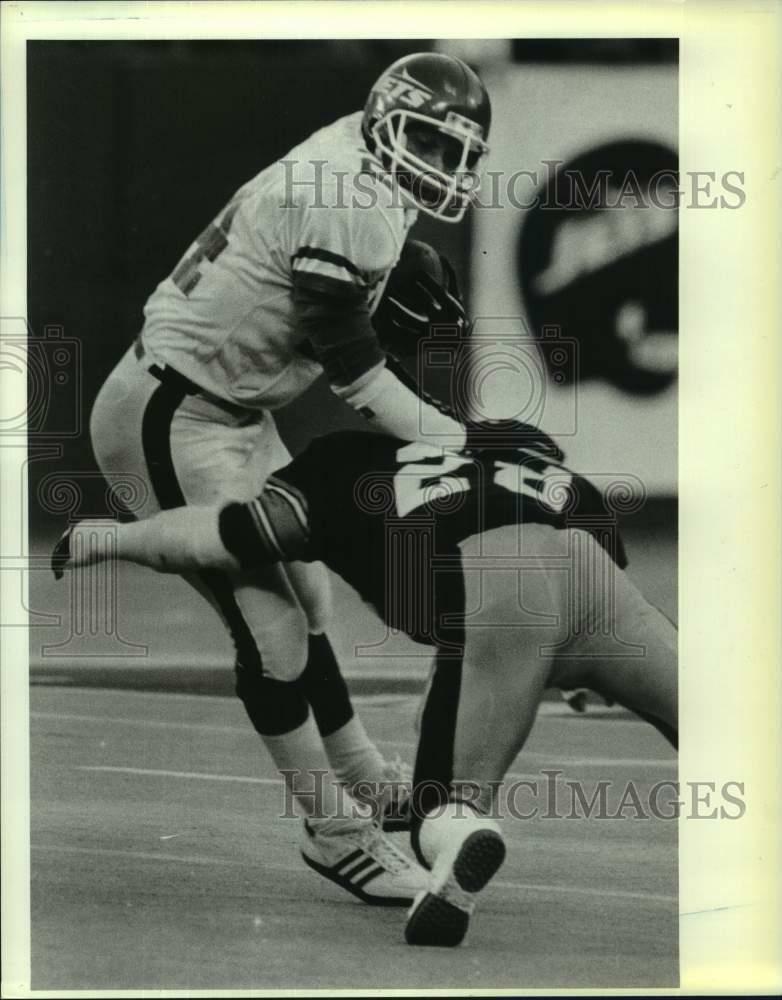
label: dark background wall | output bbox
[27,40,468,521]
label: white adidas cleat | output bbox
[300,818,428,907]
[405,804,506,947]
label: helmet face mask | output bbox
[363,53,491,223]
[370,110,488,221]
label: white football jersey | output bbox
[141,112,418,410]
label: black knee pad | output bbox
[235,660,309,736]
[295,634,354,737]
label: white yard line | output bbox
[76,765,280,785]
[32,685,656,721]
[31,842,676,905]
[33,685,237,704]
[33,711,246,736]
[513,754,676,768]
[495,879,675,904]
[35,713,673,768]
[76,762,557,790]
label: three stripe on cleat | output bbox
[301,843,413,907]
[331,848,387,890]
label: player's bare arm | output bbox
[52,506,238,579]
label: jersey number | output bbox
[393,441,571,518]
[172,201,240,296]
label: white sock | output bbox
[262,715,345,822]
[321,716,387,790]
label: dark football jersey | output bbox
[220,430,627,649]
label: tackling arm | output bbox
[293,270,467,448]
[291,216,562,457]
[53,482,312,580]
[291,192,469,448]
[52,506,244,578]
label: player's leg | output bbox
[153,387,424,899]
[413,525,564,801]
[408,647,509,946]
[89,350,426,904]
[548,529,677,745]
[286,559,388,785]
[58,496,409,825]
[406,525,559,946]
[257,439,409,818]
[443,524,677,759]
[293,624,407,818]
[87,355,363,795]
[407,522,678,944]
[88,350,336,818]
[55,526,426,908]
[157,387,404,812]
[443,525,677,834]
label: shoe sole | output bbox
[300,851,414,907]
[405,829,506,947]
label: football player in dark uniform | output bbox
[54,424,677,948]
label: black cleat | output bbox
[51,525,75,580]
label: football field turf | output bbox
[30,685,678,990]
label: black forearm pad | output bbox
[219,481,312,570]
[293,273,384,387]
[218,502,280,571]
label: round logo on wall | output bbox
[518,139,678,396]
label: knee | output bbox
[229,581,310,681]
[230,583,311,733]
[286,562,333,634]
[248,613,309,682]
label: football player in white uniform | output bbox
[88,52,493,904]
